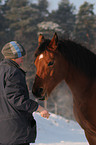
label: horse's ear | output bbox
[38,34,45,45]
[48,32,58,51]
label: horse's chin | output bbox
[39,96,45,101]
[34,92,48,101]
[39,92,48,101]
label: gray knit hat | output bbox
[1,41,26,59]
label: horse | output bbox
[32,32,96,145]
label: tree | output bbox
[1,0,39,87]
[49,0,76,38]
[38,0,49,16]
[0,0,50,89]
[74,2,96,50]
[0,2,11,57]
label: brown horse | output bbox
[32,33,96,145]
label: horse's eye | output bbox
[48,61,54,66]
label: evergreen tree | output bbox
[38,0,49,16]
[74,2,96,49]
[49,0,76,38]
[1,0,42,88]
[0,0,50,88]
[4,0,39,36]
[0,2,11,56]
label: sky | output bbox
[48,0,96,14]
[1,0,96,14]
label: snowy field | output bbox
[30,112,88,145]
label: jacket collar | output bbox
[4,59,26,74]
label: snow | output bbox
[30,112,88,145]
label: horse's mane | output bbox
[35,39,96,79]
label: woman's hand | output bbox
[36,105,50,119]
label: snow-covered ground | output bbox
[30,112,88,145]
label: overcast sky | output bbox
[48,0,96,13]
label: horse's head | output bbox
[32,33,68,100]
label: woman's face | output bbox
[14,56,24,65]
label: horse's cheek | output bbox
[50,70,54,77]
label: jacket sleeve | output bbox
[5,68,38,113]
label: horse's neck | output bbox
[65,64,91,99]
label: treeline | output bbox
[0,0,96,120]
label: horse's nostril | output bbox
[38,88,43,94]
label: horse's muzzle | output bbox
[32,86,47,101]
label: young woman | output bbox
[0,41,50,145]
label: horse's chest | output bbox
[73,101,96,137]
[73,101,88,129]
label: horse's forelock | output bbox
[35,39,51,57]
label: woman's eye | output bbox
[48,61,54,66]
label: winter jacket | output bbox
[0,59,38,145]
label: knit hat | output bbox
[1,41,26,59]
